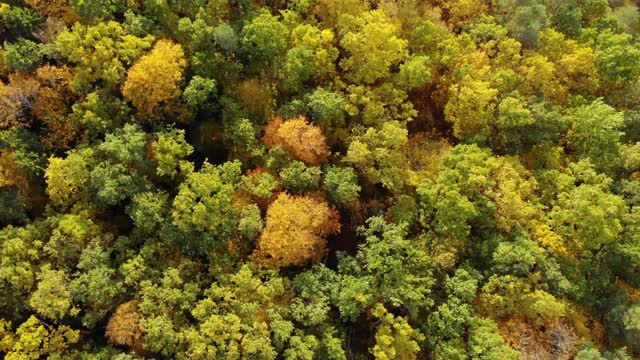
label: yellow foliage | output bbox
[492,158,540,232]
[530,221,570,257]
[254,193,340,268]
[122,40,186,115]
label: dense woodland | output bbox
[1,0,640,359]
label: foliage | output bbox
[254,193,340,268]
[2,0,640,358]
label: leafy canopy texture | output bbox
[2,0,640,359]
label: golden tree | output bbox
[254,193,340,268]
[122,40,187,115]
[262,116,330,166]
[105,300,144,354]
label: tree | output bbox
[305,87,346,133]
[71,0,125,20]
[55,21,154,93]
[263,116,330,166]
[370,303,424,360]
[290,24,339,82]
[168,161,241,255]
[29,264,72,321]
[566,99,624,171]
[70,243,123,328]
[127,191,170,234]
[279,161,321,193]
[183,76,217,108]
[344,121,408,193]
[122,40,186,115]
[322,165,360,206]
[105,300,144,354]
[549,182,626,254]
[240,10,289,68]
[343,216,434,318]
[2,39,43,72]
[0,73,40,130]
[595,30,640,90]
[1,316,80,359]
[150,127,193,178]
[45,148,94,208]
[338,10,408,84]
[444,79,499,142]
[254,193,340,268]
[497,0,549,48]
[1,6,43,38]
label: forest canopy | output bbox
[1,0,640,359]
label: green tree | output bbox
[344,121,408,193]
[241,10,289,68]
[150,127,193,178]
[71,0,125,20]
[322,165,360,207]
[566,99,624,171]
[29,264,72,321]
[168,161,241,255]
[279,161,321,193]
[3,39,43,72]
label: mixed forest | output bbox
[2,0,640,359]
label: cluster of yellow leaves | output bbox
[263,116,330,166]
[122,40,187,115]
[0,316,80,360]
[254,193,340,268]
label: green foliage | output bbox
[279,161,321,193]
[1,6,43,38]
[322,165,360,206]
[3,39,43,72]
[241,10,289,66]
[183,76,217,108]
[344,121,408,192]
[370,303,424,360]
[151,127,193,178]
[168,161,241,255]
[71,0,125,20]
[29,264,71,321]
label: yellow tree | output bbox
[122,40,187,115]
[262,116,330,166]
[254,193,340,268]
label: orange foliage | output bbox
[0,73,40,130]
[24,0,78,23]
[254,193,340,268]
[0,151,29,194]
[498,318,579,360]
[33,65,77,150]
[262,116,330,166]
[105,300,144,354]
